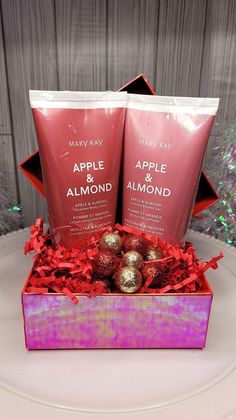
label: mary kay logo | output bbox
[68,139,103,147]
[138,139,172,150]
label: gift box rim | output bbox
[118,73,156,95]
[19,150,45,197]
[21,264,213,298]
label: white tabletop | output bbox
[0,228,236,419]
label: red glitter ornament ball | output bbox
[92,251,118,278]
[145,245,164,260]
[123,234,148,256]
[92,280,110,294]
[142,262,169,289]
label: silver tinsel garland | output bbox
[0,172,22,235]
[191,122,236,247]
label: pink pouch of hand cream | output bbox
[30,90,127,248]
[122,94,219,245]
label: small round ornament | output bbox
[145,245,164,261]
[142,262,169,289]
[92,250,118,278]
[114,266,142,293]
[99,232,123,254]
[123,251,143,269]
[92,280,110,293]
[123,234,147,256]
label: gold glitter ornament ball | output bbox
[99,232,123,254]
[145,246,164,261]
[123,251,143,269]
[115,266,142,293]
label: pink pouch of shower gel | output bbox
[29,90,127,248]
[122,94,219,245]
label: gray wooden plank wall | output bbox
[0,0,235,232]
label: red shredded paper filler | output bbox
[24,218,223,304]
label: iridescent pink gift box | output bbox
[22,267,213,349]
